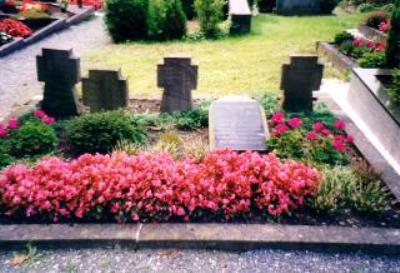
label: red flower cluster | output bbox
[378,20,391,33]
[0,150,321,222]
[0,110,54,138]
[352,37,386,52]
[269,112,354,152]
[0,18,32,38]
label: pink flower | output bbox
[367,40,375,49]
[332,135,346,152]
[346,135,354,143]
[42,116,55,125]
[270,112,285,125]
[334,119,346,130]
[321,129,332,136]
[312,122,325,132]
[306,131,317,141]
[379,20,391,33]
[0,124,8,138]
[375,41,386,52]
[33,109,46,119]
[272,124,289,136]
[352,37,365,47]
[7,119,19,129]
[288,117,302,128]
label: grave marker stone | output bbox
[157,55,198,113]
[37,48,80,119]
[281,55,323,112]
[82,69,129,112]
[209,96,269,151]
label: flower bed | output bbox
[0,150,321,222]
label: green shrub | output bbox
[386,0,400,67]
[358,51,387,67]
[320,0,341,14]
[311,165,389,214]
[387,68,400,104]
[0,139,12,169]
[364,10,390,28]
[194,0,224,38]
[9,121,58,157]
[257,0,275,12]
[66,111,147,155]
[357,3,376,12]
[105,0,148,42]
[333,31,354,45]
[147,0,187,40]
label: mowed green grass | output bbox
[83,13,363,98]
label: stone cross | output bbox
[209,96,269,151]
[281,55,323,112]
[157,55,198,113]
[82,69,129,112]
[37,48,80,119]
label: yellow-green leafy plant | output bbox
[113,139,141,155]
[185,138,209,161]
[152,131,183,158]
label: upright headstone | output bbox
[281,55,323,112]
[82,69,129,112]
[157,55,198,113]
[276,0,321,15]
[229,0,252,35]
[37,48,80,119]
[209,96,269,151]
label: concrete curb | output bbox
[0,223,399,254]
[0,6,94,57]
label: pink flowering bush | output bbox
[379,20,391,33]
[267,112,354,166]
[0,110,57,169]
[0,150,321,223]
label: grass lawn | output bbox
[83,13,363,98]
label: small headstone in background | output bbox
[157,55,198,113]
[281,55,323,112]
[82,69,129,112]
[209,96,269,151]
[37,48,80,119]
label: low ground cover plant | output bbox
[0,18,32,38]
[0,150,321,222]
[387,68,400,104]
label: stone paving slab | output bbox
[1,223,400,254]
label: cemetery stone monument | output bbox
[157,55,198,113]
[281,55,323,112]
[276,0,321,15]
[209,96,269,151]
[82,69,129,112]
[37,48,80,119]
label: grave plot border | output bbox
[357,25,387,41]
[0,5,94,57]
[316,41,358,72]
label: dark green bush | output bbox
[257,0,275,12]
[0,140,12,169]
[194,0,224,38]
[66,111,147,155]
[333,31,354,45]
[364,10,390,28]
[387,68,400,104]
[147,0,187,40]
[386,0,400,67]
[105,0,148,42]
[358,51,387,67]
[181,0,196,19]
[320,0,341,14]
[9,121,58,157]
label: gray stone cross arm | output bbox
[37,48,80,85]
[157,56,198,91]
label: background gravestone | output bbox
[37,48,80,119]
[281,55,323,112]
[209,96,269,151]
[82,69,129,112]
[157,55,198,113]
[276,0,321,15]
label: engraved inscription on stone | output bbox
[209,96,269,151]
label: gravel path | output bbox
[0,248,399,273]
[0,14,110,118]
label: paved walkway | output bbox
[0,248,399,273]
[0,14,110,118]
